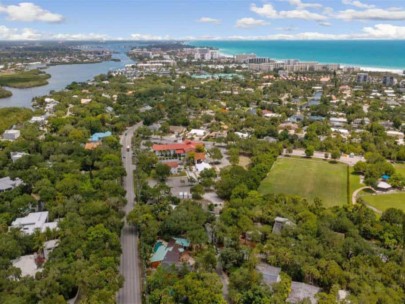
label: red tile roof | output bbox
[152,140,204,153]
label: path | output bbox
[283,149,365,166]
[117,122,143,304]
[351,186,382,214]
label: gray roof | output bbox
[256,263,281,285]
[287,282,321,304]
[0,177,23,191]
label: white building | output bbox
[10,152,28,163]
[188,129,207,137]
[0,177,23,192]
[10,212,59,235]
[29,116,47,125]
[330,117,348,127]
[235,132,249,139]
[3,129,20,141]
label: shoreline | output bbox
[213,49,405,75]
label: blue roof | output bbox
[173,237,190,247]
[90,131,112,142]
[381,175,390,180]
[150,245,169,263]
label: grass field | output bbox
[349,167,363,199]
[0,69,50,89]
[258,157,348,207]
[362,192,405,212]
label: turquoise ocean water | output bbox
[190,40,405,71]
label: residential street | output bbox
[117,122,143,304]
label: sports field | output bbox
[258,157,348,207]
[362,192,405,212]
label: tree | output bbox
[353,161,367,174]
[331,150,341,161]
[154,163,171,181]
[209,147,223,163]
[229,148,240,165]
[305,146,314,157]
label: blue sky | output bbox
[0,0,405,40]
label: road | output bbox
[283,149,365,166]
[117,122,143,304]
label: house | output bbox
[330,117,348,127]
[3,129,20,141]
[43,239,59,260]
[377,181,392,191]
[386,131,404,139]
[256,263,281,284]
[169,126,186,135]
[90,131,112,142]
[81,98,92,105]
[272,217,294,234]
[162,161,180,174]
[150,238,193,268]
[235,132,249,139]
[12,239,59,277]
[152,140,204,158]
[10,211,59,235]
[84,141,101,150]
[12,254,41,277]
[287,282,321,304]
[10,152,28,163]
[188,129,207,137]
[196,162,212,172]
[29,116,47,125]
[0,176,23,192]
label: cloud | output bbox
[0,26,108,40]
[318,21,331,26]
[0,2,63,23]
[338,8,405,20]
[198,17,221,24]
[288,0,323,10]
[251,3,326,21]
[362,23,405,39]
[130,33,171,40]
[342,0,375,9]
[236,17,269,28]
[0,25,42,40]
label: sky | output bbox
[0,0,405,40]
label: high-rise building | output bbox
[382,75,397,86]
[356,73,369,83]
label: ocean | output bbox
[190,40,405,72]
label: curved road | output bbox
[117,122,143,304]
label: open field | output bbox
[258,157,348,207]
[0,107,33,134]
[0,69,50,89]
[361,192,405,212]
[349,167,363,199]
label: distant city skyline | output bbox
[0,0,405,40]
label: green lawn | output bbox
[361,192,405,212]
[258,157,348,207]
[349,167,363,199]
